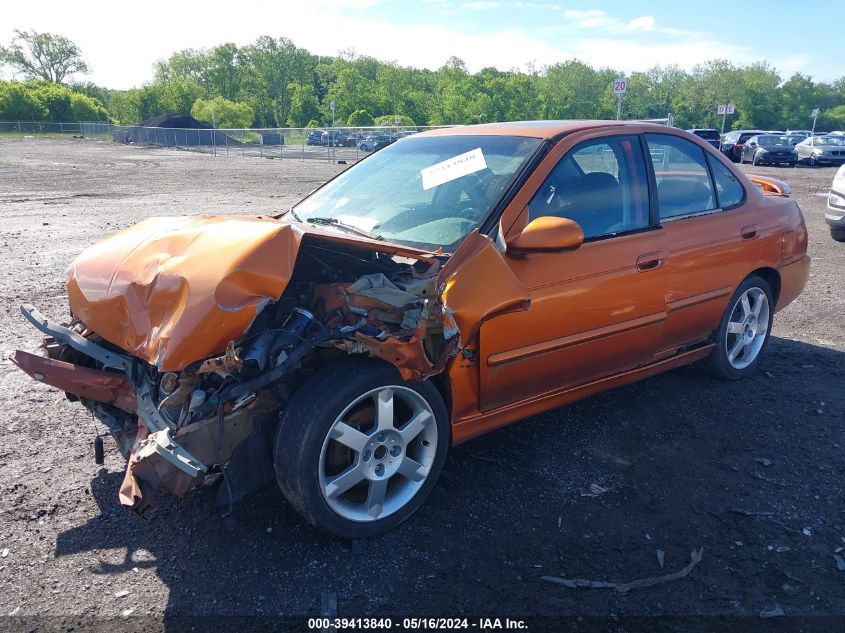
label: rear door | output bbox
[645,133,761,355]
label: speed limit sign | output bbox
[613,78,627,95]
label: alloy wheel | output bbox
[318,386,438,522]
[724,287,770,370]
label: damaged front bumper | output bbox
[14,304,209,516]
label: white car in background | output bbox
[827,164,845,242]
[796,136,845,166]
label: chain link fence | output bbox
[73,122,447,163]
[0,121,83,135]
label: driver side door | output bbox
[477,133,668,411]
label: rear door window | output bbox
[646,134,717,220]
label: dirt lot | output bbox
[0,138,843,630]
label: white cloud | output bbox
[315,0,381,8]
[461,1,502,8]
[561,9,613,29]
[627,16,656,32]
[0,0,837,89]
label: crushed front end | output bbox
[12,216,466,517]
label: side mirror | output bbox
[506,216,584,255]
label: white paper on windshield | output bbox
[421,148,487,191]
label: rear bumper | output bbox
[776,255,811,312]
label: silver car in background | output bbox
[827,164,845,242]
[796,136,845,166]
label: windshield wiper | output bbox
[304,216,384,241]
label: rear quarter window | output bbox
[707,156,745,209]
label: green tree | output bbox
[0,81,48,120]
[373,114,415,126]
[191,96,254,128]
[287,82,320,127]
[0,30,89,83]
[347,109,374,126]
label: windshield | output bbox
[695,130,720,140]
[291,134,543,251]
[758,135,789,145]
[816,136,845,146]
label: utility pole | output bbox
[329,100,336,163]
[811,108,820,136]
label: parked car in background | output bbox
[828,131,845,136]
[784,134,807,146]
[786,129,813,137]
[686,128,721,149]
[11,121,810,537]
[740,135,798,166]
[321,130,354,147]
[795,136,845,166]
[373,135,399,151]
[358,134,391,151]
[826,164,845,241]
[306,130,324,146]
[721,130,766,162]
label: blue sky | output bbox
[2,0,842,89]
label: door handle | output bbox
[636,252,664,272]
[741,225,758,240]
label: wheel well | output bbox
[749,267,781,304]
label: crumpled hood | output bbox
[66,215,432,371]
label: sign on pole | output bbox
[613,77,626,120]
[717,104,735,150]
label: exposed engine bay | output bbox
[13,236,462,517]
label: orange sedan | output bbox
[13,121,809,537]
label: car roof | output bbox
[416,120,670,140]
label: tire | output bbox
[274,357,450,537]
[809,155,817,167]
[703,275,774,380]
[831,227,845,242]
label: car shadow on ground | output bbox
[54,336,845,624]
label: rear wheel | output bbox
[274,358,449,537]
[831,227,845,242]
[703,275,774,380]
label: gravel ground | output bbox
[0,138,843,630]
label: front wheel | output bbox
[703,275,774,380]
[831,227,845,242]
[274,358,449,537]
